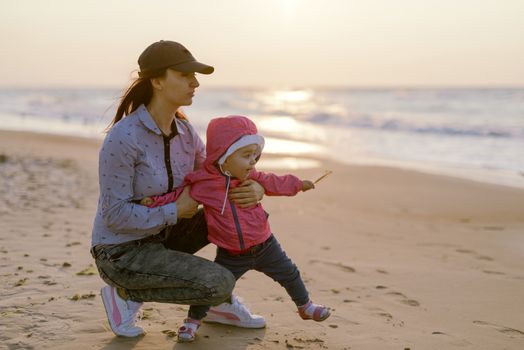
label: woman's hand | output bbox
[140,197,154,206]
[229,179,264,208]
[175,186,198,219]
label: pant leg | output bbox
[188,247,253,320]
[214,247,253,280]
[94,241,235,305]
[253,235,309,306]
[93,210,235,306]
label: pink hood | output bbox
[203,115,259,172]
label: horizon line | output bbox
[1,83,523,90]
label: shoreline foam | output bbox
[1,126,523,191]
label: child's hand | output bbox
[140,197,154,206]
[301,180,315,192]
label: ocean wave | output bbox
[302,112,523,139]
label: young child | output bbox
[141,115,330,342]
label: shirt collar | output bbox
[137,104,185,136]
[174,118,186,135]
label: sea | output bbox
[1,86,523,189]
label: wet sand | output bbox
[1,130,523,349]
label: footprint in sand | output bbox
[288,337,325,346]
[455,248,474,254]
[385,291,421,307]
[473,320,524,337]
[418,242,460,248]
[431,332,473,347]
[309,259,356,273]
[477,255,494,261]
[453,248,514,277]
[482,226,505,231]
[378,312,393,322]
[455,248,495,262]
[373,310,405,327]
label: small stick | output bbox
[314,170,333,184]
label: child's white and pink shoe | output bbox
[177,318,201,342]
[298,300,331,321]
[204,295,266,328]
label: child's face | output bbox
[222,144,259,180]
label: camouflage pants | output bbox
[91,210,235,306]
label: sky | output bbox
[1,0,523,88]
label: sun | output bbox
[280,0,299,14]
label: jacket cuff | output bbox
[162,202,178,226]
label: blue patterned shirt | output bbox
[91,104,206,246]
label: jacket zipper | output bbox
[229,199,245,250]
[223,175,245,250]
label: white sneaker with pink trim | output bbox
[204,295,266,328]
[100,285,145,337]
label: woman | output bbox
[91,40,266,337]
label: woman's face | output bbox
[154,69,200,107]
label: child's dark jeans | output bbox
[188,234,310,320]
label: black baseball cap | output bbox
[138,40,214,76]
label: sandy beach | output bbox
[1,129,523,350]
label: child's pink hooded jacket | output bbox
[148,116,303,253]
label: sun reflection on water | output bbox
[257,157,321,170]
[263,136,324,155]
[258,116,300,133]
[254,89,315,116]
[272,90,312,103]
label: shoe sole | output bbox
[100,287,144,337]
[177,335,195,343]
[316,310,331,322]
[300,310,331,322]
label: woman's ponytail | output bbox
[107,69,188,131]
[110,77,153,128]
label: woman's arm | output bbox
[139,186,198,219]
[99,127,180,233]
